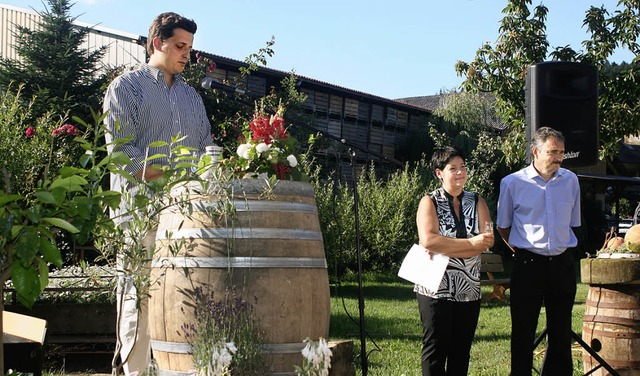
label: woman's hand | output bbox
[469,232,495,251]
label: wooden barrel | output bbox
[582,284,640,376]
[148,179,330,375]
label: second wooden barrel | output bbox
[582,284,640,376]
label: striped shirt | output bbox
[103,63,214,222]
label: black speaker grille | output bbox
[525,61,599,168]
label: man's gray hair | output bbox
[530,126,565,152]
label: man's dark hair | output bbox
[147,12,198,55]
[530,126,565,152]
[431,146,465,176]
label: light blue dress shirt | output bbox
[497,164,581,256]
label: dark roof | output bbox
[395,95,443,111]
[196,50,432,115]
[397,93,508,131]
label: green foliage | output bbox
[455,0,549,167]
[182,40,311,172]
[0,0,112,124]
[313,159,436,278]
[427,91,505,214]
[0,108,120,308]
[456,0,640,165]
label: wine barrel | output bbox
[148,179,330,375]
[582,284,640,376]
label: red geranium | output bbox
[25,126,35,139]
[52,123,78,137]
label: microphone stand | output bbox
[347,144,368,376]
[293,121,403,376]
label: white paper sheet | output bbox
[398,244,450,291]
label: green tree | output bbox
[455,0,640,166]
[0,0,110,124]
[432,91,505,205]
[455,0,548,167]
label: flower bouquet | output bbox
[218,99,305,182]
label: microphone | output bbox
[200,77,246,94]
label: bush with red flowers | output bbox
[0,86,82,197]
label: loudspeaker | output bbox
[525,61,599,168]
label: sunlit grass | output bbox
[329,273,589,376]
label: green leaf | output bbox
[34,191,58,205]
[99,151,131,167]
[143,153,166,163]
[175,162,195,169]
[148,141,169,148]
[41,217,80,233]
[96,190,122,210]
[0,194,22,206]
[40,238,62,268]
[11,262,40,308]
[79,152,93,168]
[59,166,85,177]
[111,168,137,184]
[38,258,50,289]
[51,175,88,192]
[133,193,150,208]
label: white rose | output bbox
[236,143,251,159]
[255,142,270,154]
[287,154,298,167]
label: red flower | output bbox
[274,163,292,179]
[25,126,35,139]
[52,123,78,138]
[250,114,288,145]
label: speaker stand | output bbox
[532,327,620,376]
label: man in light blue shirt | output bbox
[497,127,581,375]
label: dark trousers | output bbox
[416,294,481,376]
[510,249,576,376]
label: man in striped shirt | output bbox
[103,12,214,375]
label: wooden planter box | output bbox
[5,303,116,372]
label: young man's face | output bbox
[153,28,194,76]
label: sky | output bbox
[2,0,635,99]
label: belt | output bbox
[513,247,570,263]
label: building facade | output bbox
[1,3,433,178]
[0,3,146,70]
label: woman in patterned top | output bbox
[414,146,494,376]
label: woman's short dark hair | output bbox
[431,146,465,175]
[147,12,198,55]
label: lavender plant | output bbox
[180,287,268,376]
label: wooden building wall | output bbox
[0,3,146,70]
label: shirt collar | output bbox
[524,163,565,181]
[440,187,464,200]
[139,63,184,84]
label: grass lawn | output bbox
[329,271,590,376]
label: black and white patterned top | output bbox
[414,188,482,302]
